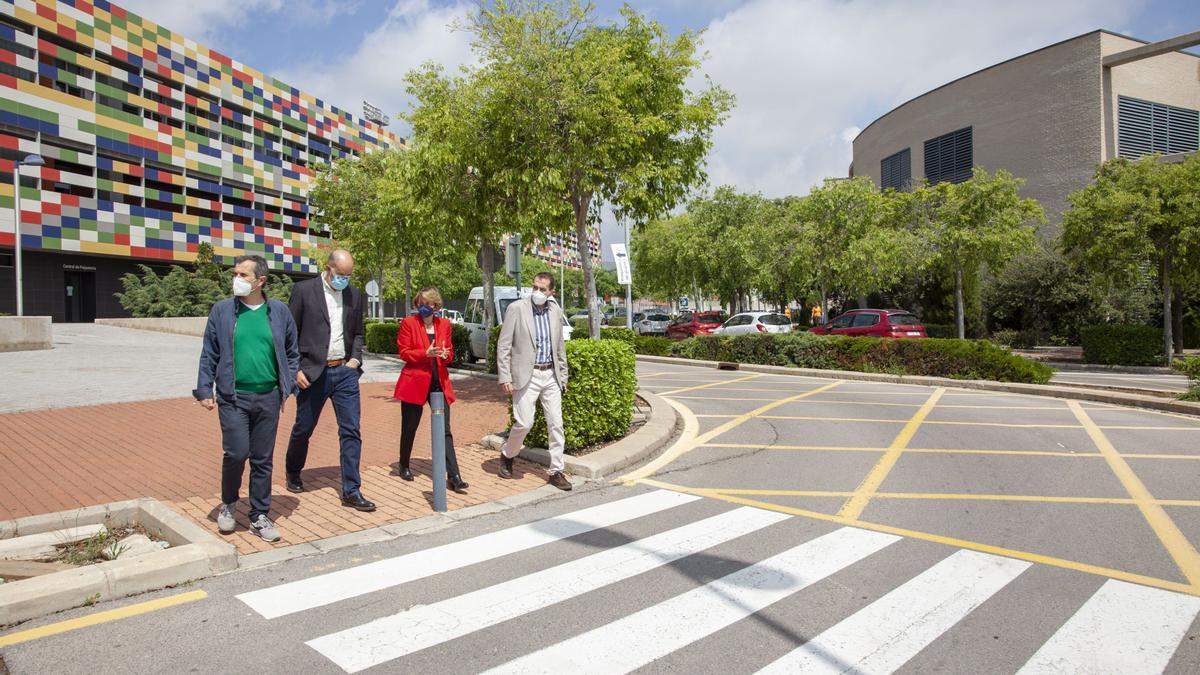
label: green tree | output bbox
[462,1,734,337]
[1062,154,1200,361]
[912,169,1043,339]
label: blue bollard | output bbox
[429,391,447,512]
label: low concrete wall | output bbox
[96,317,207,337]
[0,316,52,352]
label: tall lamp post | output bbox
[11,153,44,316]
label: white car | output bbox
[714,312,794,335]
[463,286,574,361]
[440,309,464,324]
[634,312,670,335]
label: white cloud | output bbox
[696,0,1143,197]
[273,0,476,130]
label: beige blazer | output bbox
[496,297,569,391]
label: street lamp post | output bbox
[11,154,44,316]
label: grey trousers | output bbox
[218,388,281,520]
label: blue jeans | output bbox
[285,365,363,497]
[218,388,281,520]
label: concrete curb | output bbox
[236,480,583,570]
[636,355,1200,417]
[1043,361,1178,375]
[0,499,236,627]
[480,389,680,479]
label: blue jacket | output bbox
[193,297,300,402]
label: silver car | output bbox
[714,312,794,335]
[634,312,671,335]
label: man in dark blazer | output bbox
[284,249,375,511]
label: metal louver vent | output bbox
[923,127,972,184]
[880,148,911,190]
[1118,95,1199,159]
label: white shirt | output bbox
[322,275,345,360]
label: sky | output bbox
[116,0,1200,262]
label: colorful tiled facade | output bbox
[0,0,400,318]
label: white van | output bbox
[463,286,574,361]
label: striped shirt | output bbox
[533,303,552,364]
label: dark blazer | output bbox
[288,275,365,382]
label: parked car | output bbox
[808,309,927,338]
[440,309,464,324]
[462,286,574,361]
[714,312,794,335]
[666,311,728,340]
[634,312,671,335]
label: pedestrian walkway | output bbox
[230,489,1200,673]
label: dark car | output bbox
[808,309,927,338]
[667,311,728,340]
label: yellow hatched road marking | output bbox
[0,590,208,648]
[618,381,845,483]
[704,488,1200,507]
[657,373,764,397]
[1068,401,1200,588]
[838,388,946,519]
[703,442,1200,460]
[635,478,1198,597]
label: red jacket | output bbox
[392,315,457,405]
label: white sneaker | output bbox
[250,515,281,543]
[217,503,236,533]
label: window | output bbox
[851,313,880,327]
[0,251,13,267]
[830,314,855,329]
[726,314,752,327]
[760,314,792,326]
[887,313,921,326]
[880,148,911,191]
[464,299,481,324]
[1118,95,1199,159]
[923,127,972,184]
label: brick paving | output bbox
[0,379,548,554]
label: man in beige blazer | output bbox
[496,272,571,490]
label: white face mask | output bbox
[232,276,254,297]
[531,290,549,306]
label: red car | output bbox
[667,311,727,340]
[809,309,927,338]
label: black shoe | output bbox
[341,493,376,512]
[448,475,469,493]
[286,473,303,493]
[399,466,414,481]
[548,472,573,491]
[499,455,514,479]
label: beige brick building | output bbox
[850,30,1200,224]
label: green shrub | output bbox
[670,334,727,361]
[450,323,471,367]
[487,324,503,374]
[924,323,955,339]
[570,317,590,337]
[1080,325,1164,366]
[726,333,789,366]
[633,335,672,356]
[775,332,838,369]
[1174,355,1200,382]
[600,327,636,345]
[522,339,637,452]
[991,329,1038,349]
[365,321,399,354]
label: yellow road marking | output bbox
[0,590,207,648]
[1097,425,1200,431]
[705,488,1200,507]
[618,381,845,483]
[1068,401,1200,588]
[657,373,764,397]
[635,478,1197,597]
[703,442,1200,461]
[670,396,781,401]
[838,388,945,519]
[756,415,1083,429]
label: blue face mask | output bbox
[329,274,350,291]
[417,305,436,319]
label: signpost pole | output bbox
[429,391,447,512]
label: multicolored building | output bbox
[0,0,401,321]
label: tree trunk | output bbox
[820,283,828,324]
[1173,287,1184,355]
[1162,256,1173,364]
[573,192,600,338]
[481,239,497,329]
[955,266,965,340]
[402,258,412,317]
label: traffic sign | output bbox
[365,280,380,299]
[679,296,689,308]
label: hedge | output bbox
[366,320,471,367]
[1174,355,1200,402]
[1080,325,1163,366]
[669,332,1051,383]
[487,324,503,374]
[633,335,672,356]
[923,324,955,339]
[520,339,637,452]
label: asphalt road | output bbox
[1049,369,1192,394]
[4,361,1200,673]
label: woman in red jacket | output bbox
[393,287,468,492]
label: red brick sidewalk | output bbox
[0,379,549,554]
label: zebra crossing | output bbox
[236,489,1200,674]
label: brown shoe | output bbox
[499,455,514,478]
[548,472,572,491]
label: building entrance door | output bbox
[64,270,96,322]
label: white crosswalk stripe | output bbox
[756,549,1031,674]
[237,491,1200,674]
[481,527,900,675]
[1016,579,1200,675]
[306,505,790,673]
[237,489,700,619]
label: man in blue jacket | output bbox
[194,254,299,543]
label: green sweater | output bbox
[234,301,279,393]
